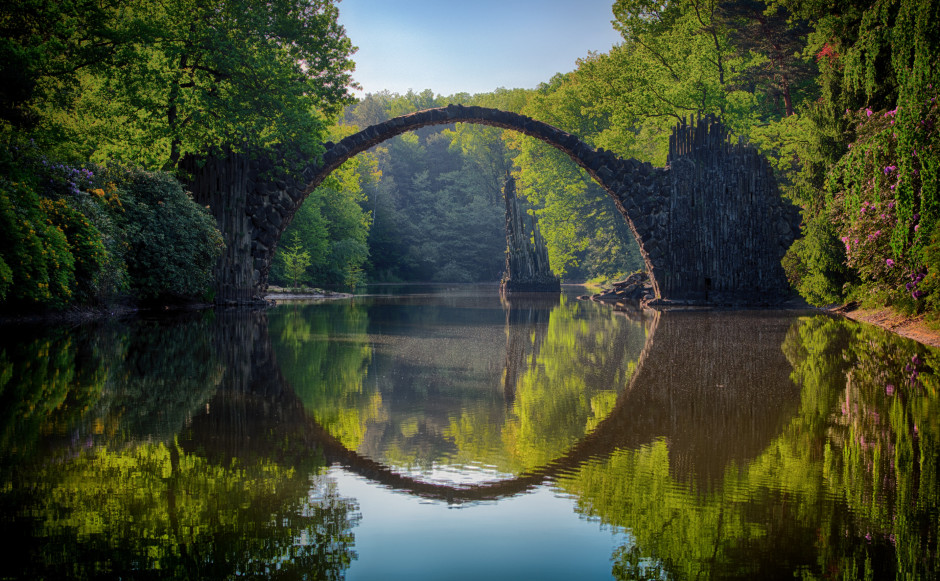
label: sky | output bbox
[336,0,624,97]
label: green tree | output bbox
[280,233,313,289]
[1,0,357,169]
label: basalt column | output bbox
[182,150,313,304]
[499,174,561,294]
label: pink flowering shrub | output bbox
[826,93,940,311]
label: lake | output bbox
[1,284,938,579]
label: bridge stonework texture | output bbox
[187,105,799,305]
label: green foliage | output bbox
[38,197,107,304]
[782,212,855,305]
[339,94,508,283]
[115,168,223,302]
[272,136,374,289]
[764,0,940,313]
[280,233,313,289]
[1,0,357,169]
[0,178,75,308]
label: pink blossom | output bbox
[887,258,895,267]
[866,108,873,117]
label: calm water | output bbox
[1,285,938,579]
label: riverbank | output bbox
[827,304,940,348]
[264,286,354,301]
[580,276,940,349]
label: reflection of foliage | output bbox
[270,303,375,450]
[277,294,649,476]
[0,313,224,472]
[0,328,105,468]
[85,315,224,445]
[501,298,647,468]
[561,315,940,580]
[1,442,358,579]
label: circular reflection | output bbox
[269,288,652,487]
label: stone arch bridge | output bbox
[184,105,799,305]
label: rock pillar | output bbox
[499,174,561,294]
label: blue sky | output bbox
[337,0,624,97]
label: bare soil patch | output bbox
[831,305,940,348]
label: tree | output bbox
[280,234,313,289]
[1,0,358,169]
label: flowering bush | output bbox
[825,92,940,312]
[0,143,224,309]
[0,178,75,308]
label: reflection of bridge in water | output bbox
[187,305,803,503]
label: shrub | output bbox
[115,168,223,302]
[0,178,75,308]
[782,214,855,306]
[39,198,107,304]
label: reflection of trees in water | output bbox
[497,295,651,469]
[0,312,360,580]
[0,314,223,464]
[561,313,940,581]
[270,294,652,477]
[270,302,376,451]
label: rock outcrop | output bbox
[500,175,560,294]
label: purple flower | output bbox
[886,384,895,396]
[913,290,925,299]
[884,165,897,175]
[914,213,920,221]
[886,258,895,267]
[915,224,920,232]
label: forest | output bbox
[0,0,938,315]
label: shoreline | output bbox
[826,305,940,349]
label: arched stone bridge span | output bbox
[185,106,799,305]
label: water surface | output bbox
[1,285,938,579]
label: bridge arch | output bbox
[186,107,798,305]
[302,104,660,292]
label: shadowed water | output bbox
[0,285,937,579]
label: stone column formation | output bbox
[500,174,561,293]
